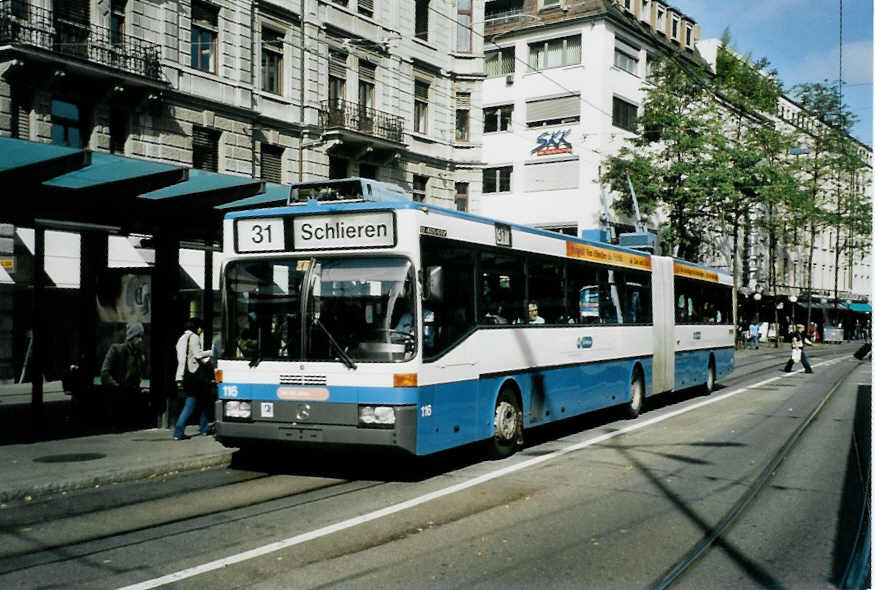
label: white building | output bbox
[480,0,702,236]
[481,0,871,312]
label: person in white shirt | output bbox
[173,317,213,440]
[527,302,545,324]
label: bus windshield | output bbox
[225,256,416,364]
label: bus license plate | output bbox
[280,427,322,442]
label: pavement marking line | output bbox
[117,355,849,590]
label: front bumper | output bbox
[214,401,418,455]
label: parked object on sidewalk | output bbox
[173,317,213,439]
[853,342,871,360]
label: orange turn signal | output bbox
[214,369,223,383]
[393,373,417,387]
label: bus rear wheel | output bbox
[703,359,716,394]
[626,371,644,419]
[489,389,521,459]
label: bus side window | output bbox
[567,259,599,324]
[421,236,477,358]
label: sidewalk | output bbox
[0,428,234,504]
[0,341,865,504]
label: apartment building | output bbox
[0,0,484,202]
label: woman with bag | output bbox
[173,317,213,440]
[784,323,815,374]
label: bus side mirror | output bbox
[423,266,444,303]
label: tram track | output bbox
[647,354,860,589]
[0,474,388,569]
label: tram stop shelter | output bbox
[0,137,288,436]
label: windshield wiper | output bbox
[313,318,357,370]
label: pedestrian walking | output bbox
[784,323,815,374]
[173,317,213,440]
[100,322,147,430]
[744,320,760,350]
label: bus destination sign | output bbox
[293,211,395,250]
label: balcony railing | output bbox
[484,8,527,27]
[0,0,161,80]
[320,99,404,144]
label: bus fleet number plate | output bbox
[236,218,285,252]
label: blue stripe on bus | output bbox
[220,355,651,455]
[219,347,732,456]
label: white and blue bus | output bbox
[214,178,734,458]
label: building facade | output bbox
[0,0,486,382]
[480,0,871,324]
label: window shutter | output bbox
[615,37,640,56]
[55,0,90,23]
[359,0,374,13]
[524,159,579,192]
[414,80,429,101]
[261,145,283,183]
[193,126,219,172]
[526,95,580,124]
[359,61,376,83]
[329,50,347,78]
[13,98,29,140]
[455,91,471,109]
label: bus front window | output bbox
[306,258,416,363]
[224,257,417,364]
[225,259,309,362]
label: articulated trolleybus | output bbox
[214,178,734,458]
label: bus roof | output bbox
[225,199,730,279]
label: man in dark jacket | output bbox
[101,322,147,428]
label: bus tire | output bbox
[626,370,644,419]
[488,388,521,460]
[703,358,716,394]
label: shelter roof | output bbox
[0,138,270,242]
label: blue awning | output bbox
[844,302,872,313]
[0,138,272,240]
[139,168,264,205]
[215,182,289,211]
[44,151,186,192]
[0,137,90,183]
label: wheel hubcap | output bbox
[494,401,517,442]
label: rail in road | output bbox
[0,348,867,589]
[650,352,867,589]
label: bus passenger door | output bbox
[650,256,674,393]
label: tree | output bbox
[791,81,856,326]
[601,54,725,262]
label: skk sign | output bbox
[532,129,573,156]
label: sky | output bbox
[668,0,873,147]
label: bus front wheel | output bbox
[489,389,521,459]
[626,371,644,419]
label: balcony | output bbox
[0,0,161,81]
[320,99,405,145]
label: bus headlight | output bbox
[358,405,396,428]
[225,400,251,419]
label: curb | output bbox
[0,449,235,504]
